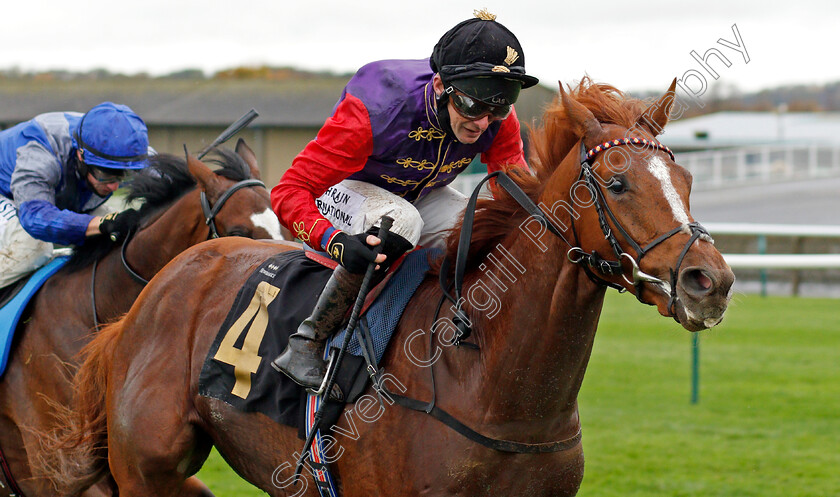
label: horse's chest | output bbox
[437,450,585,497]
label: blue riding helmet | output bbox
[73,102,149,170]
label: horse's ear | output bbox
[185,152,222,193]
[235,138,262,180]
[559,82,603,140]
[638,78,677,137]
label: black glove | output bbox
[326,231,378,274]
[99,209,142,243]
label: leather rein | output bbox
[387,137,707,455]
[91,178,265,330]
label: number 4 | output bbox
[214,280,280,399]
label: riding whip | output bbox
[294,216,394,479]
[197,108,259,159]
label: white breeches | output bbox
[0,196,53,288]
[315,180,468,249]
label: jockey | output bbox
[0,102,150,288]
[270,10,539,389]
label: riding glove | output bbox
[325,231,378,274]
[99,209,142,243]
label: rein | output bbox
[384,137,707,455]
[91,178,267,330]
[381,170,584,456]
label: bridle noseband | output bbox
[568,138,711,317]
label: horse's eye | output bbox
[607,177,627,194]
[226,230,249,238]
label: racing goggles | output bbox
[448,89,512,120]
[87,164,127,184]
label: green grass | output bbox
[196,293,840,496]
[578,292,840,497]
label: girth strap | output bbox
[384,389,582,454]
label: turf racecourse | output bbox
[195,293,840,496]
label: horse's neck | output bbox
[123,193,208,277]
[459,234,605,417]
[92,193,207,323]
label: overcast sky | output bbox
[3,0,836,95]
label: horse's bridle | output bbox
[91,178,267,329]
[565,138,710,317]
[200,179,266,239]
[395,137,712,456]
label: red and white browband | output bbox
[583,137,675,164]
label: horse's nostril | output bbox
[681,268,714,295]
[695,271,713,291]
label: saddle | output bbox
[0,256,69,376]
[198,247,436,435]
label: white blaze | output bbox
[647,156,690,227]
[250,208,284,240]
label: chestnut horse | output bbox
[41,80,734,496]
[0,140,282,497]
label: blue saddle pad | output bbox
[0,256,69,376]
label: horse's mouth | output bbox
[674,301,727,331]
[640,270,732,331]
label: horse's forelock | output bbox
[530,77,648,178]
[204,148,251,182]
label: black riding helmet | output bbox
[431,10,539,107]
[430,10,538,140]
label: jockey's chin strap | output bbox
[200,179,265,239]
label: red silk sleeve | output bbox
[479,106,529,197]
[271,94,373,249]
[481,106,528,172]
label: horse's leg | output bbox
[104,327,216,497]
[195,397,319,497]
[181,476,217,497]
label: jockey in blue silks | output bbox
[0,102,150,288]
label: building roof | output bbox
[0,76,557,129]
[661,111,840,150]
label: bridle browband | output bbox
[91,177,266,330]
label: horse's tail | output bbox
[32,318,123,495]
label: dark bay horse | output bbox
[0,140,285,497]
[41,80,734,496]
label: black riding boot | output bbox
[271,266,363,389]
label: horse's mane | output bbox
[66,148,252,271]
[438,77,649,270]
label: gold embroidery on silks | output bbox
[408,127,446,142]
[397,157,436,171]
[293,218,322,243]
[380,175,422,187]
[439,157,473,174]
